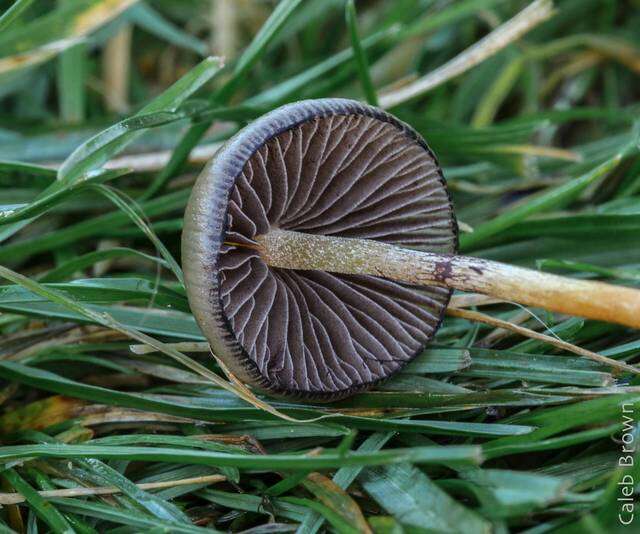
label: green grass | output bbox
[0,0,639,532]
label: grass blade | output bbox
[145,0,303,198]
[1,469,73,534]
[460,151,625,250]
[345,0,378,106]
[58,56,223,183]
[360,463,491,532]
[0,0,36,33]
[0,443,482,470]
[379,0,555,108]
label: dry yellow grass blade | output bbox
[379,0,555,108]
[0,474,226,505]
[447,307,640,375]
[73,0,137,35]
[0,0,138,76]
[483,144,582,162]
[0,38,81,75]
[102,24,133,113]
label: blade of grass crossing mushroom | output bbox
[0,264,327,423]
[378,0,555,108]
[210,353,326,423]
[446,307,640,374]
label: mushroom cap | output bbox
[182,98,458,401]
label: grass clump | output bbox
[0,0,639,532]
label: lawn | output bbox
[0,0,639,532]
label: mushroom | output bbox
[182,98,640,401]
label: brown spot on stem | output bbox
[434,260,453,283]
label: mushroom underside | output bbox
[184,100,458,399]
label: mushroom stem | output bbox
[255,229,640,329]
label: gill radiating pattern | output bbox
[218,113,456,393]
